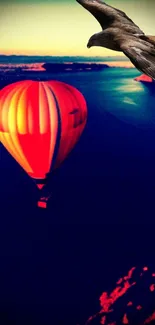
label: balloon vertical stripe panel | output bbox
[47,81,87,169]
[62,82,87,155]
[0,81,31,132]
[41,82,61,172]
[46,81,73,168]
[0,81,34,173]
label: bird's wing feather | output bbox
[121,44,155,80]
[76,0,144,33]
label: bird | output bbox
[76,0,155,80]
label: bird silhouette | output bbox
[76,0,155,80]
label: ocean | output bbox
[0,60,155,325]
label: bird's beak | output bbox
[87,41,91,48]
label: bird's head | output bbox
[87,33,104,48]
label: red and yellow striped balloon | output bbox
[0,80,87,188]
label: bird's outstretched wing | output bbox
[76,0,144,34]
[121,44,155,80]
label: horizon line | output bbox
[0,54,125,58]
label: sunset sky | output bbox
[0,0,155,56]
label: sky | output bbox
[0,0,155,56]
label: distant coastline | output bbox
[0,54,135,74]
[0,57,135,76]
[42,62,110,72]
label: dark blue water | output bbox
[0,67,155,325]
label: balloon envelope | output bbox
[0,80,87,189]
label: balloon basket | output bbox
[37,200,47,209]
[37,193,51,209]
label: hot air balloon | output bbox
[0,80,87,208]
